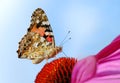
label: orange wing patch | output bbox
[31,25,46,36]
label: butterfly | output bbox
[17,8,62,64]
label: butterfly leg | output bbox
[45,58,48,63]
[45,55,49,63]
[53,49,58,59]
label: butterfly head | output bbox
[53,46,62,56]
[56,46,62,53]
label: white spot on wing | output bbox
[46,42,50,46]
[40,37,45,42]
[42,21,49,25]
[33,42,38,48]
[36,20,40,23]
[50,32,53,36]
[45,32,49,35]
[42,13,46,17]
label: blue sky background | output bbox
[0,0,120,83]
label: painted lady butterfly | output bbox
[17,8,62,64]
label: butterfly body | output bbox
[17,8,62,64]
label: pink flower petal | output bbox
[86,49,120,83]
[71,56,96,83]
[96,35,120,61]
[85,77,120,83]
[71,35,120,83]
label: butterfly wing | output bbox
[29,8,55,47]
[17,8,56,63]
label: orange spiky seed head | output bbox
[35,57,77,83]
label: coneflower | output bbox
[35,57,77,83]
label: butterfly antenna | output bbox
[60,31,71,46]
[62,51,68,57]
[60,37,71,46]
